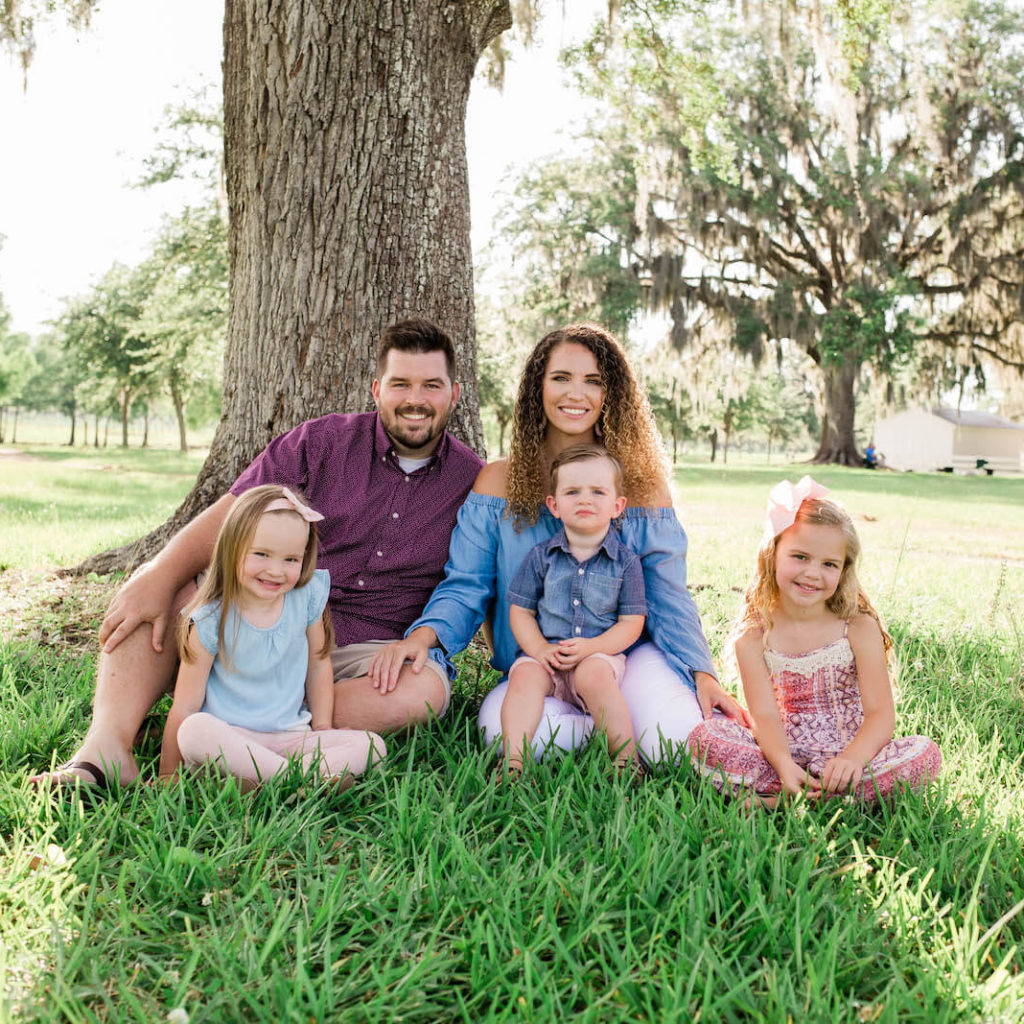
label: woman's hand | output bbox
[694,671,753,728]
[369,627,436,693]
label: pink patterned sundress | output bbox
[688,625,941,802]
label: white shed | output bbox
[872,407,1024,474]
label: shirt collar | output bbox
[546,524,620,560]
[373,412,450,472]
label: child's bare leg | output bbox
[500,662,553,772]
[573,657,636,766]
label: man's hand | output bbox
[369,628,434,694]
[694,671,753,728]
[99,563,177,655]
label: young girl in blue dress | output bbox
[159,485,385,790]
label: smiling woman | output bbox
[371,321,751,767]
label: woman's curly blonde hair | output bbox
[506,323,667,525]
[736,496,893,656]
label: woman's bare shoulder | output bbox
[628,475,673,509]
[473,459,509,497]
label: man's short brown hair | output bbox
[376,319,456,382]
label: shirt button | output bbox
[575,627,581,635]
[392,512,399,519]
[358,580,365,587]
[573,599,580,606]
[376,551,383,557]
[578,568,584,576]
[405,476,410,482]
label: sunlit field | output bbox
[1,446,1022,1022]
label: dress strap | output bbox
[842,619,850,637]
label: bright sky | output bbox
[0,0,604,336]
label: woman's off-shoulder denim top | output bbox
[410,493,714,693]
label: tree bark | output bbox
[76,0,511,575]
[170,378,188,452]
[812,359,861,466]
[119,391,130,448]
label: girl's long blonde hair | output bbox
[506,322,667,525]
[178,484,331,663]
[736,495,893,655]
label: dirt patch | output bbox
[0,568,118,653]
[0,447,42,462]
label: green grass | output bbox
[1,448,1023,1021]
[0,446,208,570]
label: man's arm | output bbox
[99,493,237,655]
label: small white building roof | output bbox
[931,407,1024,431]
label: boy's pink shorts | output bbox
[508,652,627,712]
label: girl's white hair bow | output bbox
[266,487,325,523]
[763,475,829,541]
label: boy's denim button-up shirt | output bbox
[507,527,646,645]
[410,494,715,692]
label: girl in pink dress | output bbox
[689,477,940,806]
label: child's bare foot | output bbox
[613,756,646,785]
[493,759,524,785]
[325,772,355,793]
[742,792,779,809]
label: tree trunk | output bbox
[812,359,862,466]
[170,378,189,452]
[75,0,511,575]
[497,413,509,458]
[67,412,76,447]
[11,407,18,443]
[708,428,718,463]
[142,408,150,448]
[119,391,130,448]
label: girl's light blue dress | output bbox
[192,569,330,732]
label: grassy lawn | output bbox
[1,446,1022,1022]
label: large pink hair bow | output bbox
[266,487,325,523]
[763,475,829,541]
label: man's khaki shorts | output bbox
[330,641,451,717]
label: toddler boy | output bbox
[502,443,646,776]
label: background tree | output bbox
[0,293,33,443]
[55,264,156,448]
[504,0,1024,464]
[748,361,817,463]
[73,0,518,572]
[16,331,87,444]
[136,204,229,451]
